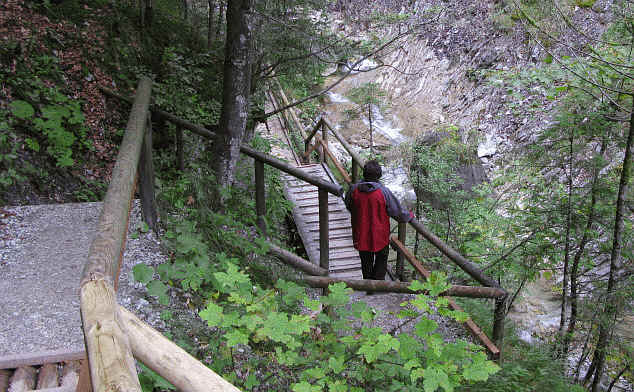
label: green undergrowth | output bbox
[454,298,584,392]
[130,133,502,391]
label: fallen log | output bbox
[266,243,327,276]
[301,276,506,298]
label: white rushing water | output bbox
[362,104,407,144]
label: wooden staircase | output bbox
[282,164,362,279]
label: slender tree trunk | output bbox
[208,0,216,49]
[558,132,574,340]
[182,0,188,21]
[562,140,606,355]
[588,102,633,392]
[212,0,254,191]
[216,1,225,39]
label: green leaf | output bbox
[225,330,248,347]
[9,100,34,119]
[462,353,500,381]
[415,318,438,337]
[132,264,154,284]
[292,381,319,392]
[200,302,224,327]
[321,282,352,306]
[422,367,453,392]
[146,280,168,304]
[328,356,345,374]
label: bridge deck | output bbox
[282,164,362,279]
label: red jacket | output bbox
[345,182,412,252]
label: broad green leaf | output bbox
[292,381,319,392]
[415,318,438,336]
[328,356,345,374]
[199,302,223,327]
[225,330,248,347]
[9,100,34,119]
[132,263,154,284]
[146,280,168,302]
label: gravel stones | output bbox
[0,201,169,356]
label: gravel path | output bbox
[0,201,168,356]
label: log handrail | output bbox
[80,77,153,392]
[240,145,343,196]
[390,237,501,357]
[87,79,240,392]
[302,276,506,298]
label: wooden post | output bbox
[320,121,328,164]
[255,159,266,234]
[318,188,329,273]
[397,221,406,280]
[492,296,507,362]
[176,126,184,171]
[304,138,310,164]
[138,114,158,232]
[80,77,152,392]
[352,159,359,183]
[75,360,92,392]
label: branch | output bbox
[261,30,412,119]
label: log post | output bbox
[138,113,158,232]
[320,121,328,164]
[304,138,311,164]
[80,77,152,392]
[318,188,329,273]
[75,360,92,392]
[176,126,184,171]
[397,221,406,280]
[255,159,266,234]
[118,307,241,392]
[352,159,359,184]
[492,296,508,362]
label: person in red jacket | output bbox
[344,160,413,282]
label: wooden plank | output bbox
[36,364,59,389]
[74,360,91,392]
[0,351,86,370]
[301,208,345,215]
[8,367,36,392]
[1,370,11,392]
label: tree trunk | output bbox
[212,0,254,190]
[208,0,216,48]
[562,140,606,355]
[588,102,633,392]
[558,132,574,341]
[216,1,225,38]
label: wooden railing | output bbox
[302,116,509,359]
[82,78,240,392]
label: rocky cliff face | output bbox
[363,0,614,163]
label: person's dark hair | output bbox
[363,160,382,181]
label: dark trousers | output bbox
[359,245,389,280]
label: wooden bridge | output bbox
[1,78,510,392]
